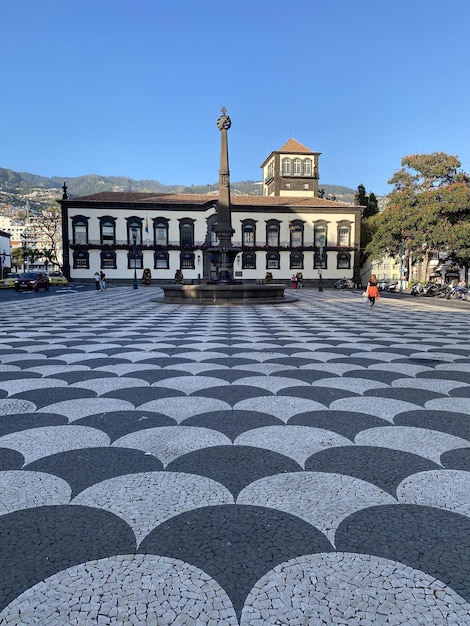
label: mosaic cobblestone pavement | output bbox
[0,287,470,625]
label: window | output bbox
[73,249,89,269]
[337,253,351,269]
[339,226,350,246]
[290,222,303,247]
[155,219,168,246]
[293,158,302,176]
[290,252,304,269]
[72,217,88,245]
[266,222,280,247]
[100,217,116,246]
[242,221,256,246]
[282,158,292,175]
[314,250,327,269]
[211,221,219,245]
[242,252,256,269]
[303,159,312,176]
[101,249,117,269]
[180,252,195,269]
[128,249,143,270]
[179,220,194,247]
[154,251,169,269]
[266,252,280,269]
[314,225,327,247]
[127,220,142,245]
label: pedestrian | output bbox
[296,271,303,289]
[99,271,106,291]
[291,274,297,290]
[366,274,380,307]
[94,271,100,290]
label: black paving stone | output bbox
[139,504,332,619]
[416,370,470,383]
[12,387,97,409]
[0,372,42,381]
[280,386,358,404]
[395,411,470,441]
[0,505,136,611]
[271,370,340,383]
[0,447,24,470]
[305,446,439,495]
[288,411,389,441]
[181,410,283,440]
[441,448,470,471]
[343,370,412,385]
[336,505,470,603]
[167,445,301,496]
[364,387,443,406]
[25,447,163,497]
[75,411,175,442]
[191,385,272,404]
[45,371,118,383]
[101,387,185,404]
[0,413,68,437]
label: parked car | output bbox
[334,279,354,289]
[378,279,398,291]
[47,271,68,286]
[14,272,50,291]
[0,272,21,288]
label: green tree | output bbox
[357,184,380,267]
[29,206,63,271]
[366,152,470,281]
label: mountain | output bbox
[0,166,358,210]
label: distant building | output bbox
[59,138,362,286]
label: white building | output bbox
[59,138,362,286]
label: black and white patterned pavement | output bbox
[0,286,470,625]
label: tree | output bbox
[28,206,63,271]
[357,184,380,267]
[366,152,470,281]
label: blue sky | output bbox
[2,0,469,195]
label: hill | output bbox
[0,166,358,211]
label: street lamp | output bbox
[318,234,325,292]
[131,226,138,290]
[21,232,28,272]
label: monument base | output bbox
[159,283,292,305]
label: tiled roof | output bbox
[277,138,315,154]
[65,191,356,209]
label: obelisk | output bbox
[211,107,240,282]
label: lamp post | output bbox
[318,234,325,292]
[131,226,138,290]
[21,232,28,272]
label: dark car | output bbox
[15,272,50,292]
[334,279,354,289]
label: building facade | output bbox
[59,139,363,286]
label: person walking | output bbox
[296,271,303,289]
[99,271,106,291]
[291,274,297,290]
[94,271,100,290]
[366,274,380,307]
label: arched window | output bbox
[242,220,256,246]
[314,224,327,247]
[290,221,304,247]
[293,158,302,176]
[180,252,195,269]
[290,251,304,269]
[99,217,116,246]
[179,219,194,247]
[211,221,219,245]
[337,253,351,269]
[154,218,169,246]
[154,251,169,269]
[73,249,89,269]
[282,158,292,175]
[266,221,280,247]
[127,218,142,245]
[72,216,88,245]
[101,249,117,269]
[338,225,350,247]
[266,251,280,269]
[242,252,256,269]
[314,249,327,269]
[303,159,312,176]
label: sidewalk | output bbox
[0,288,470,624]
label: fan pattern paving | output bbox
[0,287,470,624]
